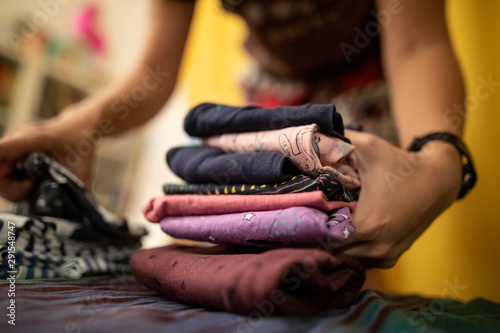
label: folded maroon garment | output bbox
[130,245,365,316]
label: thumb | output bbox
[0,133,52,202]
[0,149,33,202]
[344,130,372,177]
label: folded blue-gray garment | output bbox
[167,146,299,184]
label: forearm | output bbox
[55,0,194,137]
[385,42,465,147]
[378,0,465,148]
[342,1,469,267]
[383,41,464,195]
[57,66,176,136]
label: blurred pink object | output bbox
[74,4,104,54]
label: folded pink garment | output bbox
[203,124,360,189]
[143,191,357,222]
[130,245,365,315]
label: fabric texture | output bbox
[0,214,135,279]
[160,206,354,247]
[144,191,356,222]
[167,146,299,184]
[163,173,354,202]
[184,102,348,141]
[130,244,365,315]
[221,0,377,79]
[0,153,144,279]
[2,275,500,333]
[241,63,397,144]
[16,153,143,242]
[203,123,360,188]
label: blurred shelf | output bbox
[0,32,138,214]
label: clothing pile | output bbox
[0,153,145,279]
[131,103,366,315]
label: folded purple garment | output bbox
[184,102,348,141]
[130,244,365,315]
[160,207,354,247]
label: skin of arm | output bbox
[0,0,195,201]
[341,0,465,267]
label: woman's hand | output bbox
[341,130,463,268]
[0,110,95,202]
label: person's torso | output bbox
[222,0,378,79]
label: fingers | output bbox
[342,131,401,267]
[342,242,398,269]
[0,177,33,202]
[0,129,51,161]
[3,126,19,138]
[0,126,54,201]
[344,129,374,147]
[0,159,33,201]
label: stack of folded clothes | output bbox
[132,103,366,315]
[0,153,145,279]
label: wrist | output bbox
[40,107,101,159]
[414,142,463,201]
[423,140,462,176]
[57,103,102,131]
[408,132,477,199]
[421,140,461,163]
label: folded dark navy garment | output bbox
[15,153,144,243]
[167,146,299,184]
[184,103,349,142]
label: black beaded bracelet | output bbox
[407,132,477,199]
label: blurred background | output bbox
[0,0,499,303]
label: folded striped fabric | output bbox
[0,213,137,279]
[15,153,143,243]
[163,173,355,201]
[1,153,144,279]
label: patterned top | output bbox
[221,0,378,79]
[1,276,499,333]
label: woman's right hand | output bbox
[0,112,95,202]
[0,0,196,203]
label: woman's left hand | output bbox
[340,130,463,268]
